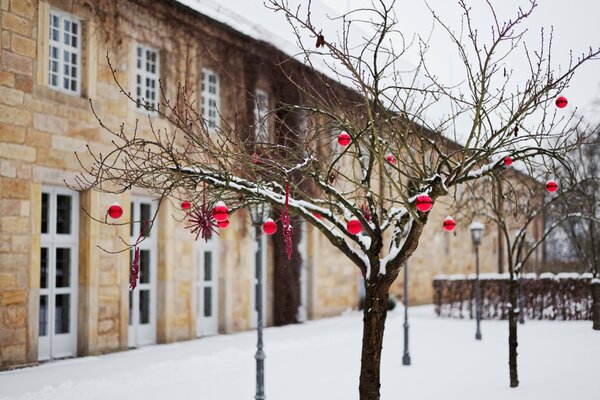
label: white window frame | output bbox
[135,44,160,115]
[48,9,82,96]
[39,186,79,361]
[201,68,220,133]
[254,89,270,143]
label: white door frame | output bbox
[128,197,157,347]
[297,222,308,322]
[250,227,267,328]
[39,186,79,361]
[196,234,220,336]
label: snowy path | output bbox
[0,306,598,400]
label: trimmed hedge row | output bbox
[433,273,594,320]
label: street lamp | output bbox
[249,202,270,400]
[402,258,411,366]
[470,221,484,341]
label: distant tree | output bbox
[75,1,599,398]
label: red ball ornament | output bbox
[108,203,123,219]
[212,201,229,222]
[312,212,322,220]
[555,96,568,109]
[443,216,456,232]
[181,201,191,210]
[386,154,397,165]
[415,195,433,212]
[263,218,277,235]
[217,219,229,229]
[504,156,513,166]
[338,131,351,146]
[251,152,259,164]
[347,217,362,235]
[546,180,558,193]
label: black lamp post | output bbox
[249,203,270,400]
[402,259,411,366]
[470,221,484,341]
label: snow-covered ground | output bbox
[1,306,598,400]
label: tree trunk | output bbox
[508,278,519,387]
[359,282,390,400]
[592,280,600,330]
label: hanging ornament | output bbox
[386,154,397,165]
[312,212,322,220]
[415,195,433,212]
[181,201,192,210]
[359,202,372,222]
[263,218,277,235]
[443,216,456,232]
[251,152,259,164]
[212,201,229,222]
[555,96,568,109]
[546,180,558,193]
[504,156,513,166]
[186,183,218,242]
[130,221,148,291]
[281,181,294,260]
[338,131,351,146]
[217,219,229,229]
[347,217,362,235]
[108,203,123,219]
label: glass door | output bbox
[196,235,219,336]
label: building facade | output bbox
[0,0,518,370]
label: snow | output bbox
[1,306,598,400]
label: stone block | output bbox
[37,148,79,170]
[0,178,29,199]
[98,318,115,334]
[14,74,32,93]
[25,129,51,148]
[11,235,29,252]
[11,35,35,58]
[0,326,26,345]
[0,273,17,288]
[0,160,17,178]
[1,0,8,11]
[1,216,28,234]
[1,344,26,361]
[1,13,28,36]
[0,86,24,106]
[0,290,26,306]
[0,71,15,87]
[2,306,26,326]
[10,0,35,19]
[32,113,67,134]
[16,165,31,179]
[0,199,20,216]
[0,123,25,143]
[0,143,36,162]
[0,103,31,126]
[1,31,10,50]
[1,51,32,75]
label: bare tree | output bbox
[74,1,599,398]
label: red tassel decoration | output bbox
[281,181,293,261]
[130,247,140,290]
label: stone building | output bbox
[0,0,535,370]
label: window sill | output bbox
[33,85,89,109]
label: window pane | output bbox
[128,289,133,325]
[204,287,212,317]
[56,194,72,234]
[40,247,49,288]
[130,202,134,237]
[139,250,150,284]
[55,248,71,288]
[140,203,151,237]
[41,193,49,234]
[204,252,212,281]
[55,294,70,334]
[139,290,150,324]
[39,295,48,337]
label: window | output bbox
[48,9,81,95]
[201,69,220,132]
[254,90,269,142]
[135,44,160,114]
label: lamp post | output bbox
[402,259,411,366]
[470,221,484,341]
[249,202,270,400]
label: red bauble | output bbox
[546,180,558,193]
[504,156,513,166]
[263,218,277,235]
[338,131,351,146]
[212,201,229,222]
[443,216,456,232]
[181,201,191,210]
[251,152,259,164]
[108,203,123,219]
[386,154,397,165]
[312,212,322,220]
[217,219,229,229]
[555,96,568,109]
[347,217,362,235]
[415,195,433,212]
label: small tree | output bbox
[75,1,599,398]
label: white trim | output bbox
[196,235,220,336]
[250,227,267,329]
[39,186,79,361]
[48,9,82,96]
[297,222,308,322]
[128,197,158,347]
[254,89,269,143]
[134,44,160,116]
[201,68,220,133]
